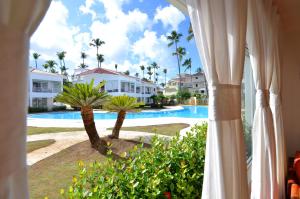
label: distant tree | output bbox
[79,63,88,69]
[96,54,104,68]
[135,73,139,78]
[115,64,118,71]
[150,62,159,82]
[160,83,165,88]
[57,51,68,75]
[32,53,41,69]
[90,38,105,68]
[163,68,167,85]
[140,65,145,78]
[167,30,184,92]
[104,96,143,139]
[55,80,109,153]
[81,52,88,68]
[183,58,192,83]
[147,66,152,80]
[44,60,57,73]
[124,70,130,76]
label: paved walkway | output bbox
[27,130,172,166]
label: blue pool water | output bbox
[28,106,208,120]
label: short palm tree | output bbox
[115,64,118,71]
[79,63,88,69]
[44,60,57,73]
[55,80,110,153]
[140,65,145,78]
[97,54,104,68]
[33,52,41,69]
[135,73,139,78]
[124,70,130,76]
[105,96,143,139]
[81,52,87,67]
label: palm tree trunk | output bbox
[35,60,37,69]
[111,110,126,139]
[82,58,85,65]
[175,42,182,93]
[81,106,107,153]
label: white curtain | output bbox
[187,0,249,198]
[270,13,287,199]
[0,0,51,198]
[247,0,279,198]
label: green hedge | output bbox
[61,123,207,198]
[28,107,48,113]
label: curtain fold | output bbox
[247,0,279,198]
[187,0,249,198]
[270,13,287,199]
[0,0,51,198]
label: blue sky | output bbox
[30,0,202,82]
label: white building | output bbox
[28,68,63,110]
[164,72,207,96]
[73,68,158,104]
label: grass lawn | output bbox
[27,139,56,153]
[27,126,85,135]
[108,123,190,136]
[29,139,147,199]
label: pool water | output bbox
[28,106,208,120]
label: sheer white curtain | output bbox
[0,0,51,198]
[270,13,287,199]
[247,0,279,198]
[187,0,249,198]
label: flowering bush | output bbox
[61,123,207,198]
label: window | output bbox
[32,98,47,108]
[195,77,198,79]
[121,82,129,92]
[136,86,141,93]
[201,90,205,94]
[106,80,118,92]
[196,84,198,87]
[242,55,255,159]
[130,83,135,93]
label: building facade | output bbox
[73,68,158,104]
[28,68,64,110]
[164,72,207,96]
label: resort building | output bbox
[73,67,158,104]
[164,72,207,96]
[28,68,63,110]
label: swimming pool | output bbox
[28,106,208,120]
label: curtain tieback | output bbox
[270,92,281,107]
[256,89,270,108]
[209,84,241,121]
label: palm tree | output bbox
[90,38,105,68]
[32,53,41,69]
[97,54,104,68]
[124,70,130,76]
[57,51,67,75]
[150,62,159,82]
[187,23,194,41]
[55,80,110,153]
[140,65,145,78]
[105,96,143,139]
[163,68,167,85]
[147,66,152,80]
[196,67,209,97]
[167,30,183,91]
[81,52,88,68]
[44,60,57,73]
[183,58,192,83]
[135,73,139,78]
[79,63,88,69]
[115,64,118,71]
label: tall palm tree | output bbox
[183,58,192,83]
[187,23,194,41]
[90,38,105,68]
[115,64,118,71]
[140,65,145,78]
[124,70,130,76]
[55,80,110,153]
[81,52,88,67]
[150,62,159,82]
[167,30,183,91]
[196,67,209,97]
[97,54,104,68]
[32,53,41,69]
[163,68,167,85]
[105,96,143,139]
[172,47,186,91]
[147,66,152,80]
[155,72,159,83]
[57,51,67,75]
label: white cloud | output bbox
[79,0,97,20]
[154,5,185,31]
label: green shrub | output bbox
[28,107,48,113]
[61,123,207,198]
[52,105,67,111]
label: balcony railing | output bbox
[32,87,60,93]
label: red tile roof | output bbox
[79,68,119,76]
